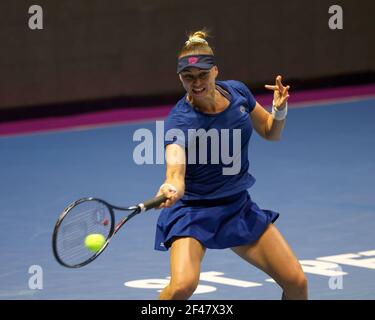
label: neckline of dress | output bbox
[186,81,233,116]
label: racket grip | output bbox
[139,195,168,211]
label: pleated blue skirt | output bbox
[154,190,279,251]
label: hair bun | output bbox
[185,31,208,46]
[178,29,213,57]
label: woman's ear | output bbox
[213,66,218,78]
[178,74,188,92]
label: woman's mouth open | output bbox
[192,87,206,95]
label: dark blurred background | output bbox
[0,0,374,121]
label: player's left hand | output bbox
[265,75,290,110]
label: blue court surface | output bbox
[0,98,374,300]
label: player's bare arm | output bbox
[250,75,290,141]
[157,144,186,208]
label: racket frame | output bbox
[52,197,144,268]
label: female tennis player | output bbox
[155,30,308,300]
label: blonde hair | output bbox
[178,29,214,58]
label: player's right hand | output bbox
[156,183,181,208]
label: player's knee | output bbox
[283,270,308,292]
[294,273,308,292]
[170,279,198,299]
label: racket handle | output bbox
[139,195,168,211]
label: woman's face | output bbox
[179,66,218,101]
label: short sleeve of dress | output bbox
[228,80,257,113]
[164,105,191,149]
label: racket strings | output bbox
[55,201,111,266]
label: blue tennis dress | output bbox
[155,80,279,251]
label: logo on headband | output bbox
[188,57,199,64]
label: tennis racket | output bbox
[52,195,167,268]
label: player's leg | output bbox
[159,236,206,300]
[231,224,308,299]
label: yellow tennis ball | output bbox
[84,234,106,252]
